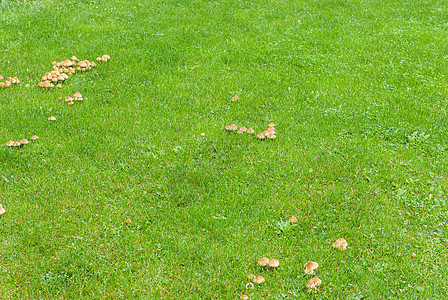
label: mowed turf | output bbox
[1,0,447,298]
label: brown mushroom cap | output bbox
[266,133,276,139]
[306,277,322,292]
[332,238,348,250]
[253,276,265,284]
[304,261,319,274]
[19,139,29,145]
[31,135,39,141]
[78,61,87,68]
[246,128,255,134]
[239,126,247,132]
[62,59,73,67]
[289,216,298,224]
[231,95,239,102]
[0,204,5,215]
[225,125,231,131]
[5,140,14,147]
[96,57,102,62]
[65,96,73,102]
[240,295,249,300]
[268,258,279,268]
[48,116,56,121]
[268,122,275,127]
[230,124,238,131]
[70,56,78,61]
[304,261,319,269]
[256,133,265,139]
[258,257,269,267]
[102,54,110,61]
[12,141,21,147]
[73,92,82,98]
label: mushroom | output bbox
[31,135,39,141]
[266,133,276,139]
[256,133,265,139]
[239,126,247,132]
[231,95,239,102]
[268,259,279,268]
[96,57,102,62]
[5,81,10,87]
[62,59,73,67]
[268,122,275,127]
[102,54,110,61]
[332,238,348,250]
[90,61,97,68]
[304,261,319,275]
[225,125,231,131]
[78,61,88,68]
[0,82,5,87]
[237,129,244,134]
[57,75,65,81]
[68,100,74,106]
[267,127,275,134]
[200,133,205,137]
[65,96,73,102]
[0,75,3,80]
[258,257,269,267]
[12,141,21,147]
[19,139,29,145]
[306,277,322,292]
[247,274,254,280]
[240,295,249,300]
[253,276,265,284]
[12,77,20,84]
[56,84,62,88]
[125,218,132,224]
[70,56,78,61]
[48,116,56,121]
[246,128,255,134]
[0,204,5,215]
[230,124,238,131]
[5,140,14,147]
[245,282,254,290]
[289,216,298,224]
[73,92,82,101]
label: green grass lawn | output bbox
[1,0,448,298]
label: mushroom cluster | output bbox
[5,136,38,148]
[226,123,277,140]
[38,55,110,89]
[96,54,110,62]
[256,122,276,140]
[64,92,83,106]
[0,75,21,87]
[241,257,279,298]
[225,123,276,140]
